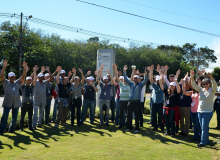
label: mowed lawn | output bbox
[0,113,219,160]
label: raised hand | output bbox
[123,65,128,71]
[22,62,27,69]
[87,71,91,75]
[95,71,98,76]
[107,70,110,74]
[155,64,161,73]
[46,66,50,71]
[185,72,188,78]
[72,68,76,73]
[206,72,212,77]
[79,68,83,73]
[25,66,29,72]
[165,65,169,71]
[56,66,62,72]
[201,70,206,75]
[41,66,46,73]
[3,60,9,68]
[146,66,151,71]
[190,69,195,76]
[174,75,178,81]
[176,69,181,77]
[100,64,104,70]
[118,71,122,76]
[68,71,72,77]
[161,66,165,73]
[150,65,154,71]
[33,66,38,72]
[136,69,140,75]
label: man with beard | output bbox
[0,60,28,135]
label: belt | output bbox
[85,99,93,101]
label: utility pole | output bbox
[19,12,23,77]
[196,48,200,78]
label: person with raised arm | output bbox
[0,60,28,135]
[149,64,164,132]
[20,66,38,131]
[190,69,217,148]
[123,65,148,133]
[214,80,220,129]
[163,70,181,138]
[97,69,113,126]
[68,68,84,126]
[32,66,53,129]
[181,77,201,142]
[54,67,73,128]
[113,64,129,128]
[163,65,175,87]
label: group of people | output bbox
[0,60,219,148]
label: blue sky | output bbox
[0,0,220,71]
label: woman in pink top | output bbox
[182,80,201,142]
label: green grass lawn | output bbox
[0,113,219,160]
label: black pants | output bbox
[119,101,128,127]
[139,101,145,126]
[70,98,82,125]
[127,100,140,130]
[20,103,33,129]
[110,97,115,122]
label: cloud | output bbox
[206,38,220,72]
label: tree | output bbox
[212,67,220,82]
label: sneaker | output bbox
[46,123,51,126]
[54,123,59,128]
[164,133,170,136]
[19,129,23,131]
[197,143,206,148]
[134,130,139,133]
[124,129,130,132]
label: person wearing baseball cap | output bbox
[20,67,38,131]
[148,65,165,132]
[123,64,149,133]
[32,66,53,129]
[163,70,181,138]
[0,60,28,135]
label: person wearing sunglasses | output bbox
[190,69,217,148]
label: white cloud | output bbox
[206,38,220,72]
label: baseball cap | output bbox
[103,76,108,80]
[133,75,139,79]
[60,70,66,74]
[8,72,15,77]
[38,73,44,77]
[26,76,32,80]
[170,82,176,86]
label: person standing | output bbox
[123,65,148,133]
[81,76,98,124]
[0,60,28,134]
[191,69,217,148]
[20,66,37,131]
[97,69,113,126]
[214,81,220,129]
[33,66,53,129]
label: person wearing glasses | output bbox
[190,69,217,148]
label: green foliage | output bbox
[212,67,220,83]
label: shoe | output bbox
[61,123,67,126]
[8,130,15,133]
[0,132,4,135]
[118,125,122,129]
[177,132,183,136]
[19,129,23,131]
[106,124,109,126]
[37,125,42,128]
[54,123,59,128]
[29,128,34,131]
[197,144,206,148]
[33,127,37,130]
[151,128,158,131]
[164,133,170,136]
[124,129,130,132]
[134,130,139,133]
[46,123,51,126]
[171,135,175,138]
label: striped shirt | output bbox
[119,81,130,101]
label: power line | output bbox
[0,12,161,47]
[75,0,220,37]
[121,0,220,23]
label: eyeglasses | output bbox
[202,83,209,85]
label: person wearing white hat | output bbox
[123,65,148,133]
[113,64,129,128]
[81,74,98,125]
[97,69,113,126]
[148,65,165,132]
[163,70,181,138]
[0,60,28,135]
[32,66,53,129]
[20,66,38,131]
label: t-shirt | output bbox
[99,83,112,100]
[58,82,71,98]
[151,83,164,104]
[21,84,34,104]
[46,82,53,98]
[118,81,130,101]
[165,91,180,107]
[84,84,96,100]
[179,84,192,107]
[191,93,199,113]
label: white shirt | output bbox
[141,86,146,102]
[217,86,220,99]
[163,75,170,87]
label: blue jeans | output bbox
[81,100,95,124]
[163,109,175,135]
[115,99,126,125]
[190,111,201,141]
[198,112,213,146]
[152,102,164,129]
[52,100,58,122]
[0,106,19,133]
